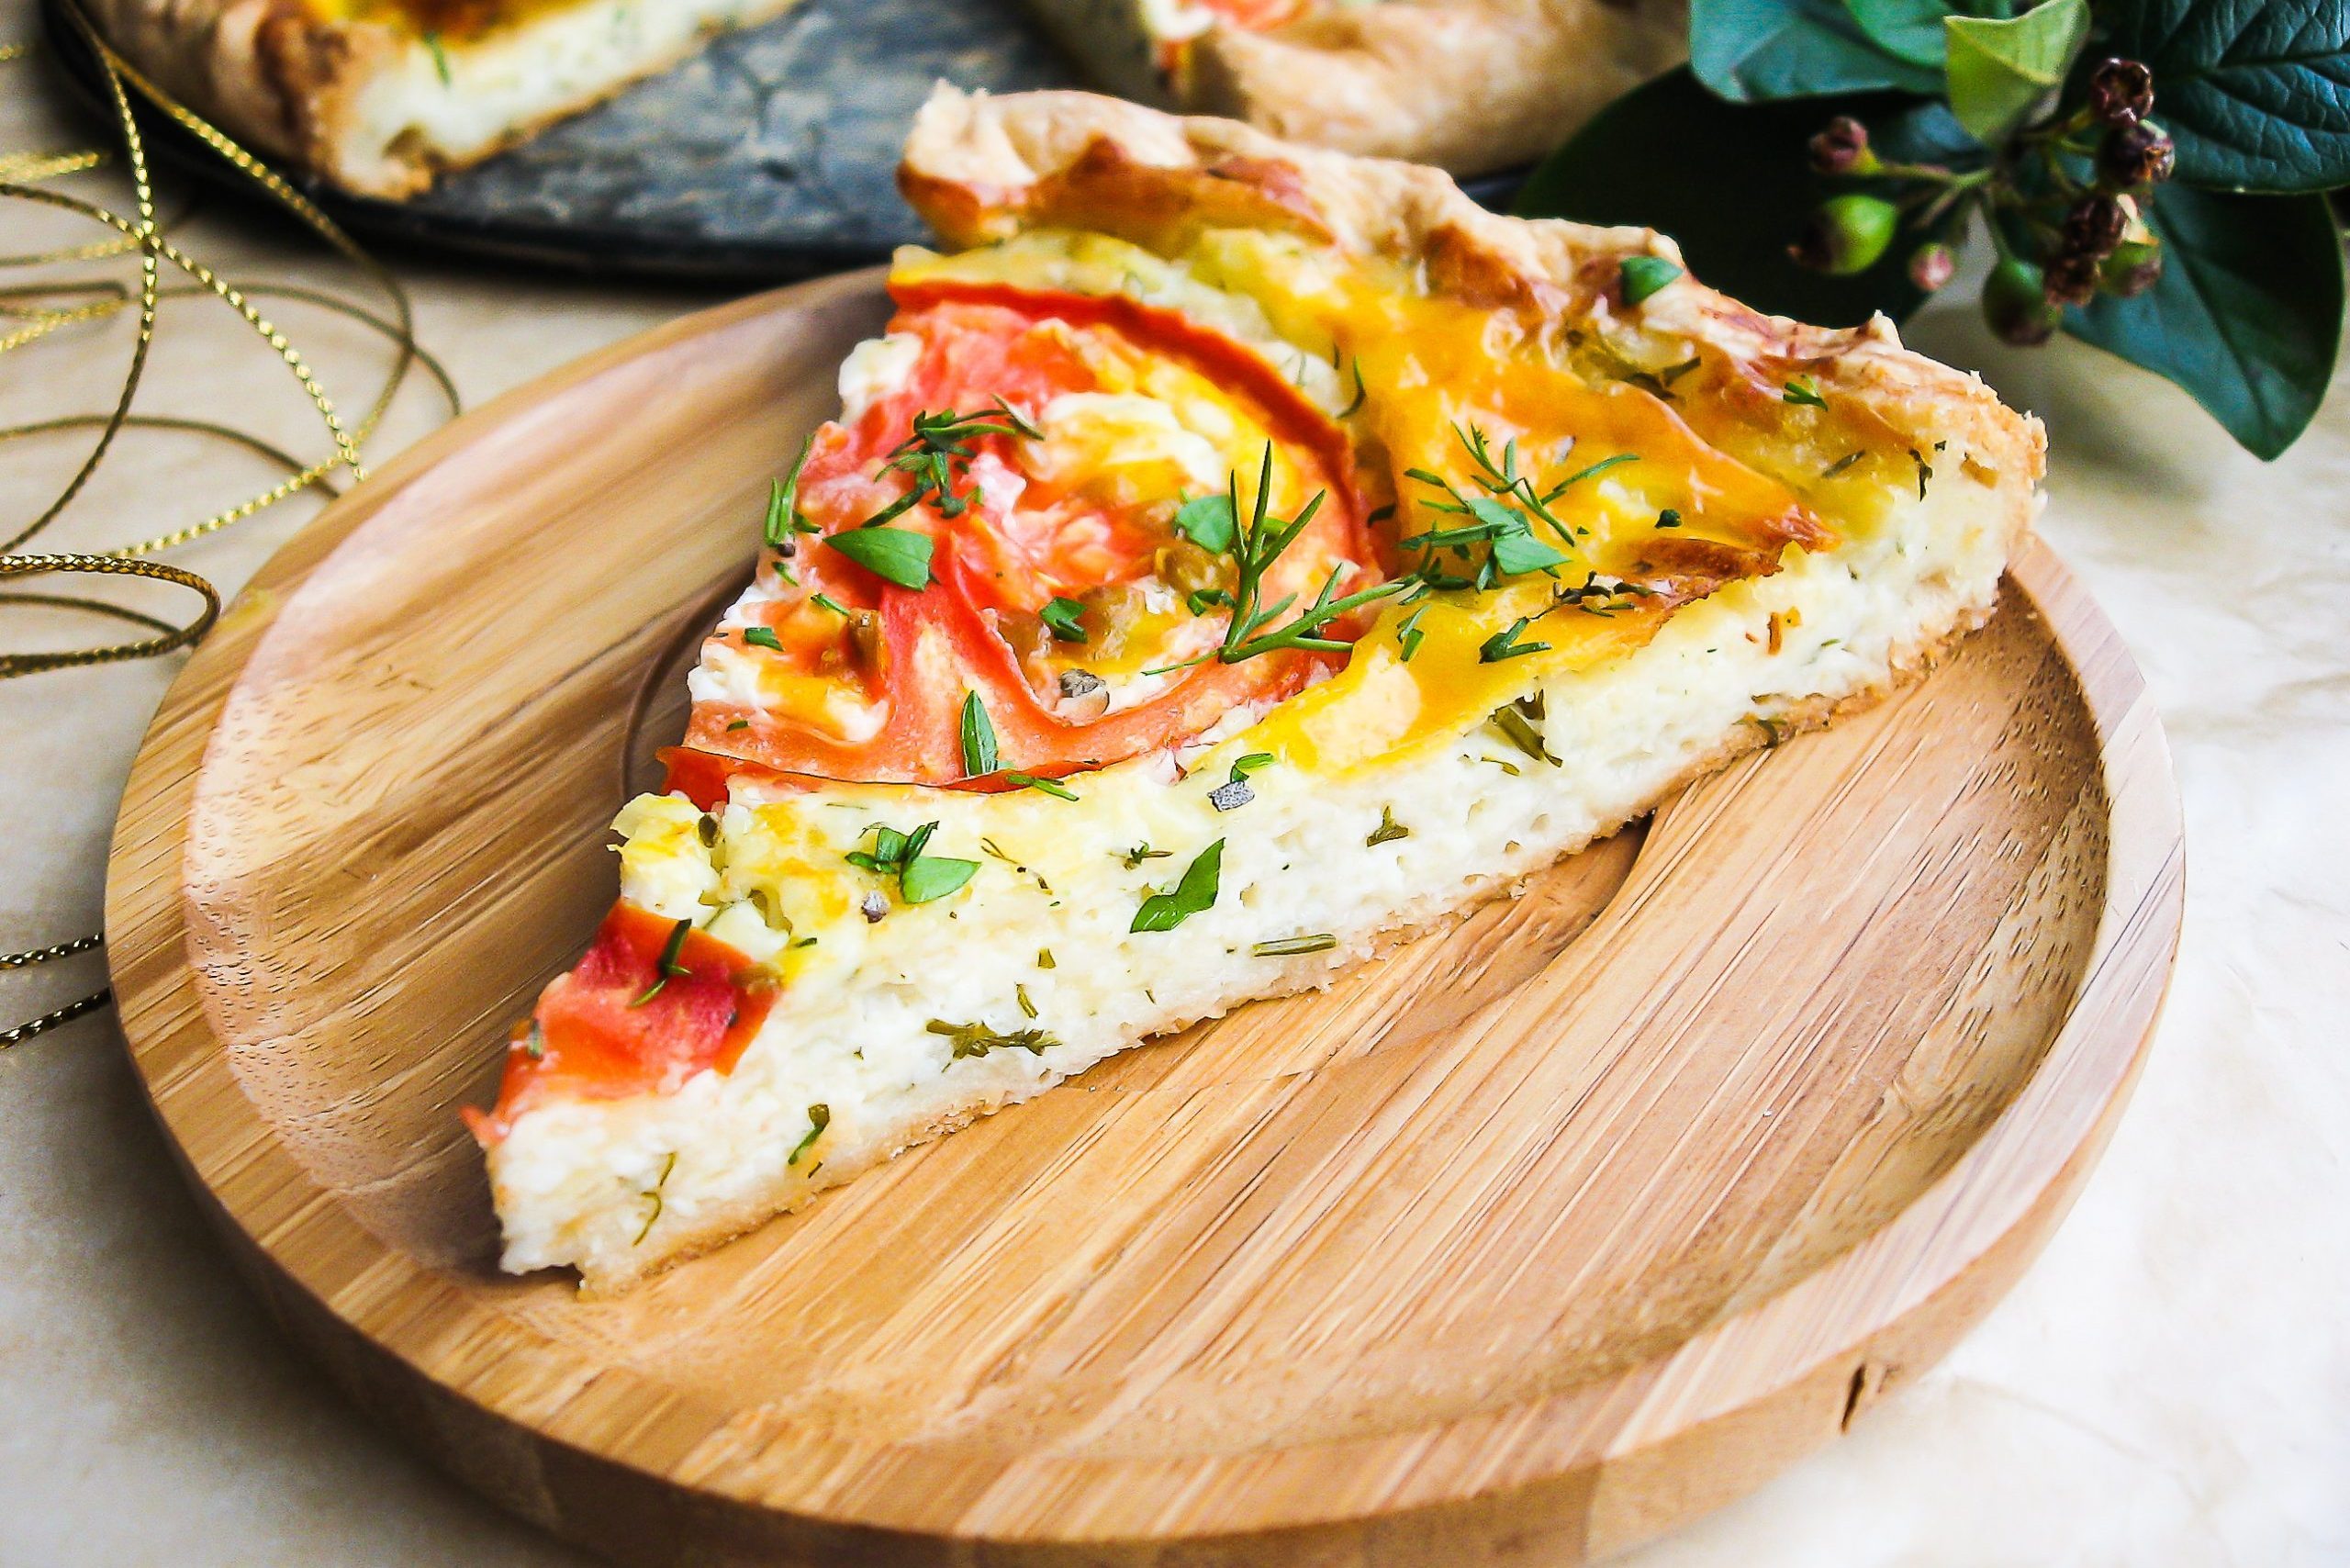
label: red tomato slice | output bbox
[668,282,1382,797]
[466,902,778,1144]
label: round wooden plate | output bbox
[106,269,2182,1565]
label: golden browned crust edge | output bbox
[79,0,806,198]
[1184,0,1688,178]
[899,85,2047,500]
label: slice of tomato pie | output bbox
[469,86,2045,1292]
[84,0,804,196]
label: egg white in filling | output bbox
[483,234,2029,1289]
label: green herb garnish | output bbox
[1367,806,1409,846]
[1479,618,1551,663]
[1618,254,1684,306]
[846,821,979,905]
[1229,752,1275,784]
[1488,698,1561,766]
[1131,838,1224,933]
[627,919,694,1008]
[1015,983,1037,1018]
[1119,844,1171,869]
[1396,603,1427,662]
[1783,377,1829,409]
[1149,446,1411,673]
[1002,770,1078,801]
[824,525,933,590]
[858,401,1040,528]
[788,1104,829,1167]
[959,690,998,777]
[422,30,452,84]
[811,592,849,615]
[764,433,819,548]
[1039,596,1088,642]
[632,1151,677,1245]
[926,1018,1060,1059]
[743,625,782,651]
[1820,451,1865,479]
[1251,933,1337,957]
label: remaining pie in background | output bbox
[1015,0,1689,176]
[469,85,2044,1293]
[83,0,804,196]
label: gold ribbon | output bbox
[0,4,457,1044]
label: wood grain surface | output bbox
[104,268,2183,1565]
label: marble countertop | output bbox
[2,15,2344,1564]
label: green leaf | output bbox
[1130,838,1225,933]
[1691,0,1942,101]
[1618,254,1684,305]
[764,433,816,548]
[2065,186,2344,460]
[901,853,979,904]
[1942,0,2088,145]
[2103,0,2350,194]
[1842,0,1958,69]
[1471,498,1570,575]
[1039,596,1088,641]
[742,625,782,651]
[824,525,933,589]
[958,690,998,777]
[1172,494,1237,553]
[1516,71,1976,328]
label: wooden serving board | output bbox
[106,270,2182,1565]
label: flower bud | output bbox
[2100,238,2165,298]
[1908,241,1955,293]
[1788,194,1900,276]
[2087,58,2154,128]
[2061,196,2130,260]
[2100,121,2177,190]
[1983,256,2061,345]
[2044,252,2102,308]
[1807,117,1875,177]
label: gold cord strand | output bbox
[0,13,452,1045]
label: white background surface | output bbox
[2,14,2344,1563]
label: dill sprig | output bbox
[858,401,1041,528]
[1148,444,1410,673]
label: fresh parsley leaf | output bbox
[743,625,782,651]
[1619,254,1684,306]
[1172,493,1237,554]
[900,853,978,904]
[1131,838,1225,933]
[1039,597,1088,642]
[958,690,998,777]
[826,525,932,589]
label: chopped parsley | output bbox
[743,625,782,652]
[1229,752,1275,783]
[1396,603,1427,663]
[1488,697,1561,766]
[824,525,932,590]
[1149,446,1411,672]
[1131,838,1224,933]
[1002,770,1078,800]
[1617,254,1683,306]
[1367,805,1409,846]
[764,433,819,548]
[958,690,998,777]
[1251,933,1337,958]
[1655,508,1684,529]
[787,1104,829,1167]
[1039,596,1089,642]
[726,718,749,731]
[1479,617,1551,663]
[926,1018,1060,1059]
[627,919,694,1008]
[846,821,978,905]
